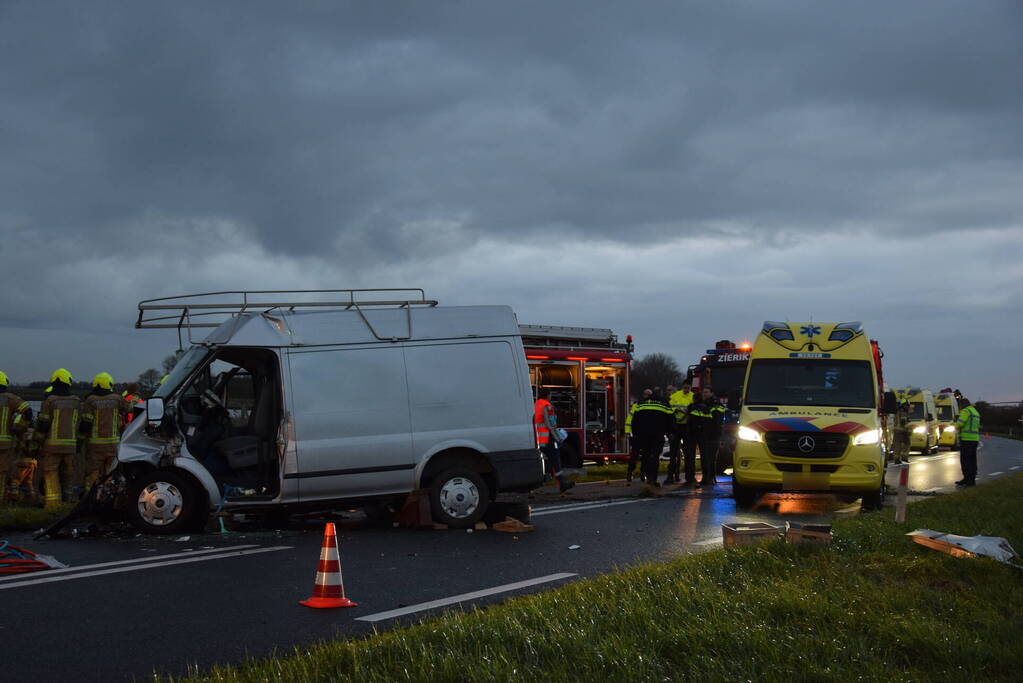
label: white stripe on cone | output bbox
[314,571,342,586]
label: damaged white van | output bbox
[118,290,544,533]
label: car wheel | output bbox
[732,480,757,507]
[861,479,886,511]
[429,467,489,528]
[126,470,205,535]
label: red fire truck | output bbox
[520,325,633,465]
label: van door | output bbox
[286,346,414,501]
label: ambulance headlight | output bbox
[943,426,957,433]
[853,429,880,446]
[737,426,762,442]
[912,426,926,434]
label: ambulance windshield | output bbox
[935,404,954,421]
[744,359,875,408]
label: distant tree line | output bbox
[976,401,1023,438]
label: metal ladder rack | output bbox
[136,289,438,344]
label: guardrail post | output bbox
[894,463,909,523]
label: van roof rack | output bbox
[136,289,438,333]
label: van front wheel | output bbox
[430,467,489,528]
[126,470,204,535]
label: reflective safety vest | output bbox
[37,394,82,452]
[122,392,143,423]
[955,405,981,442]
[82,393,129,445]
[0,392,31,446]
[669,389,694,424]
[625,402,639,435]
[534,398,554,446]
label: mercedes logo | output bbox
[797,435,816,453]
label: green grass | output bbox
[183,474,1023,682]
[0,503,74,532]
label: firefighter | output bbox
[0,370,33,503]
[534,388,575,493]
[35,368,83,507]
[891,398,911,464]
[81,372,129,490]
[630,390,674,487]
[955,397,981,487]
[690,386,726,487]
[666,381,695,485]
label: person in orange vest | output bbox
[35,368,83,507]
[81,373,130,490]
[0,370,34,503]
[121,382,144,424]
[534,388,574,493]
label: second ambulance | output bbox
[732,321,888,509]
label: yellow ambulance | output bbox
[933,391,960,449]
[732,321,889,509]
[894,387,939,454]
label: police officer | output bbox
[0,370,33,503]
[666,381,694,485]
[690,386,726,486]
[955,396,981,487]
[81,373,129,490]
[35,369,83,507]
[624,389,652,483]
[630,390,674,487]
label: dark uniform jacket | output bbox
[630,399,674,440]
[689,397,726,441]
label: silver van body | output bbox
[119,292,543,532]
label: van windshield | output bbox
[152,347,208,399]
[745,359,875,408]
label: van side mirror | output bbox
[146,397,165,426]
[882,391,898,414]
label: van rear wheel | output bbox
[429,467,489,528]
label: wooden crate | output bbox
[785,522,833,545]
[721,522,781,547]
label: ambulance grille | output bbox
[764,431,849,459]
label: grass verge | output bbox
[0,503,74,532]
[186,475,1023,682]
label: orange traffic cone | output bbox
[299,522,357,609]
[985,432,990,440]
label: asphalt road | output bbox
[2,437,1021,682]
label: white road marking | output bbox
[693,537,722,547]
[356,572,577,623]
[988,472,1004,477]
[531,498,654,517]
[0,546,291,590]
[1011,466,1021,471]
[0,544,261,584]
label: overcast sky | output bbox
[1,1,1021,401]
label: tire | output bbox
[732,480,758,507]
[429,467,490,528]
[861,478,886,511]
[126,470,206,535]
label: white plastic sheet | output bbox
[907,529,1021,567]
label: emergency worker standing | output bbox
[81,373,128,489]
[35,369,83,507]
[955,397,981,487]
[624,389,652,483]
[630,391,674,486]
[666,381,694,485]
[690,386,726,486]
[891,398,911,464]
[534,388,574,493]
[0,371,33,503]
[121,382,143,424]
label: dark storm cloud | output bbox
[3,0,1022,264]
[1,1,1022,398]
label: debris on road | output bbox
[785,522,833,545]
[174,536,191,542]
[908,529,1022,567]
[0,540,66,574]
[492,517,535,533]
[568,544,581,550]
[721,522,780,548]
